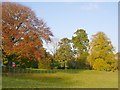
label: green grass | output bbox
[2,70,118,88]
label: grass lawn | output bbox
[2,70,118,88]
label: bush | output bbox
[93,58,118,71]
[93,58,107,71]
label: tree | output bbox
[55,38,74,69]
[87,32,117,71]
[38,52,53,69]
[114,52,119,70]
[45,37,60,69]
[2,2,53,67]
[45,37,59,55]
[72,29,89,69]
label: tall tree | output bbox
[87,32,117,71]
[72,29,89,69]
[2,2,53,67]
[55,38,74,69]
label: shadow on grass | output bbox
[2,88,118,90]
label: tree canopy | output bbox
[55,38,74,69]
[2,2,53,67]
[87,32,117,71]
[72,29,89,69]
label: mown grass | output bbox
[2,70,118,88]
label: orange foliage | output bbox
[2,2,53,61]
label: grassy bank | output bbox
[2,70,118,88]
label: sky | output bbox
[13,2,118,52]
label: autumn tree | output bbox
[2,2,53,67]
[72,29,89,69]
[116,52,119,70]
[87,32,117,71]
[55,38,74,69]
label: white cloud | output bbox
[80,3,99,11]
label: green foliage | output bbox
[3,54,38,68]
[38,52,52,69]
[55,38,74,69]
[3,54,16,68]
[72,29,89,69]
[88,32,117,71]
[67,59,76,69]
[38,59,51,69]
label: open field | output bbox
[2,70,118,88]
